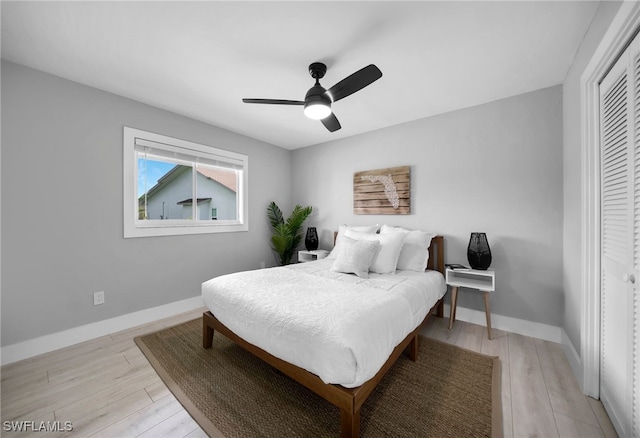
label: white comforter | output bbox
[201,259,446,388]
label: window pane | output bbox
[195,164,238,221]
[138,156,193,220]
[125,126,248,237]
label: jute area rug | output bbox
[135,318,502,438]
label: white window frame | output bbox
[123,127,248,238]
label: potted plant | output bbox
[267,201,313,265]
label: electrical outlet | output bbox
[93,291,105,306]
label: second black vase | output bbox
[305,227,319,251]
[467,232,492,270]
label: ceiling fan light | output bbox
[304,102,332,120]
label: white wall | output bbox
[0,61,292,347]
[292,86,564,327]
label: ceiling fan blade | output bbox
[321,113,341,132]
[327,64,382,103]
[242,98,304,105]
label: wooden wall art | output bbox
[353,166,410,215]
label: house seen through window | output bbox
[124,127,248,238]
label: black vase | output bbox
[467,232,492,270]
[305,227,319,251]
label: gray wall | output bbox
[1,61,292,346]
[292,86,564,326]
[562,2,622,354]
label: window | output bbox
[123,127,248,238]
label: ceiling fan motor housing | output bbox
[304,86,332,119]
[305,84,330,103]
[304,62,332,119]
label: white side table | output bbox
[298,250,329,263]
[445,268,496,339]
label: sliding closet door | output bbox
[599,34,639,438]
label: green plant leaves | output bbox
[267,201,284,228]
[267,202,313,265]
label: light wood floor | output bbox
[1,308,618,438]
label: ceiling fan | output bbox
[242,62,382,132]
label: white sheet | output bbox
[201,259,446,388]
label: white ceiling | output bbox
[1,1,599,150]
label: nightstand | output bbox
[298,249,329,263]
[446,268,495,339]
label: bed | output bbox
[202,228,446,437]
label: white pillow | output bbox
[344,229,407,274]
[380,225,434,272]
[327,224,379,260]
[330,236,380,278]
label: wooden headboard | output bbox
[427,235,445,275]
[332,231,445,275]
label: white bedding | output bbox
[201,258,446,388]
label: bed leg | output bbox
[340,407,360,438]
[436,298,444,318]
[203,313,214,349]
[407,333,418,361]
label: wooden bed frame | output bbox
[203,235,445,438]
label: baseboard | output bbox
[1,296,204,366]
[439,303,563,343]
[560,328,584,390]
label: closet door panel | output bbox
[600,41,636,437]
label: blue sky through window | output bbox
[138,159,175,197]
